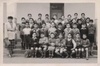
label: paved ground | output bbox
[3,57,97,63]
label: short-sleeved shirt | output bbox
[23,28,31,35]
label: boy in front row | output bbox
[39,33,48,58]
[65,33,76,58]
[82,34,90,60]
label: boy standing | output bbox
[23,22,31,49]
[4,16,17,57]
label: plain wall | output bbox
[64,3,95,19]
[17,3,95,23]
[17,3,50,23]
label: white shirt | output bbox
[23,28,31,35]
[4,22,16,40]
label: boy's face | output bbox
[51,23,55,27]
[50,34,55,38]
[66,24,70,28]
[58,19,62,22]
[53,15,57,19]
[83,35,87,39]
[42,24,46,28]
[68,34,72,39]
[34,24,38,28]
[38,15,42,18]
[61,16,65,20]
[72,19,76,23]
[86,19,90,23]
[22,19,26,22]
[28,15,32,19]
[67,15,71,19]
[58,25,62,29]
[32,33,36,37]
[78,20,82,24]
[25,23,29,28]
[41,34,45,38]
[89,22,93,25]
[73,24,77,28]
[76,34,80,38]
[45,15,49,18]
[74,14,78,18]
[51,19,55,22]
[29,19,33,23]
[82,24,86,28]
[58,34,63,39]
[81,14,85,18]
[8,19,13,23]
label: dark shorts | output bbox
[31,43,40,47]
[7,40,15,49]
[20,35,24,41]
[76,45,83,49]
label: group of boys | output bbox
[6,13,96,59]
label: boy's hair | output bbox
[28,14,32,16]
[45,14,49,16]
[81,13,85,16]
[50,33,55,37]
[29,18,34,21]
[77,19,82,22]
[42,22,46,25]
[76,33,80,35]
[38,13,42,16]
[89,19,93,23]
[59,18,62,20]
[67,33,73,37]
[67,14,72,17]
[86,17,90,20]
[26,21,29,24]
[51,17,55,20]
[40,32,45,35]
[8,16,13,19]
[58,22,62,26]
[72,23,77,26]
[21,17,25,20]
[74,13,78,15]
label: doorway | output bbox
[50,3,64,19]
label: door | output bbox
[50,3,64,19]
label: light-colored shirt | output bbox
[4,22,16,40]
[23,28,31,35]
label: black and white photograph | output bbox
[2,0,98,64]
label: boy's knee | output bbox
[81,48,84,52]
[43,47,46,51]
[78,48,81,51]
[75,49,77,51]
[85,48,88,51]
[72,50,75,53]
[35,47,38,50]
[38,47,41,50]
